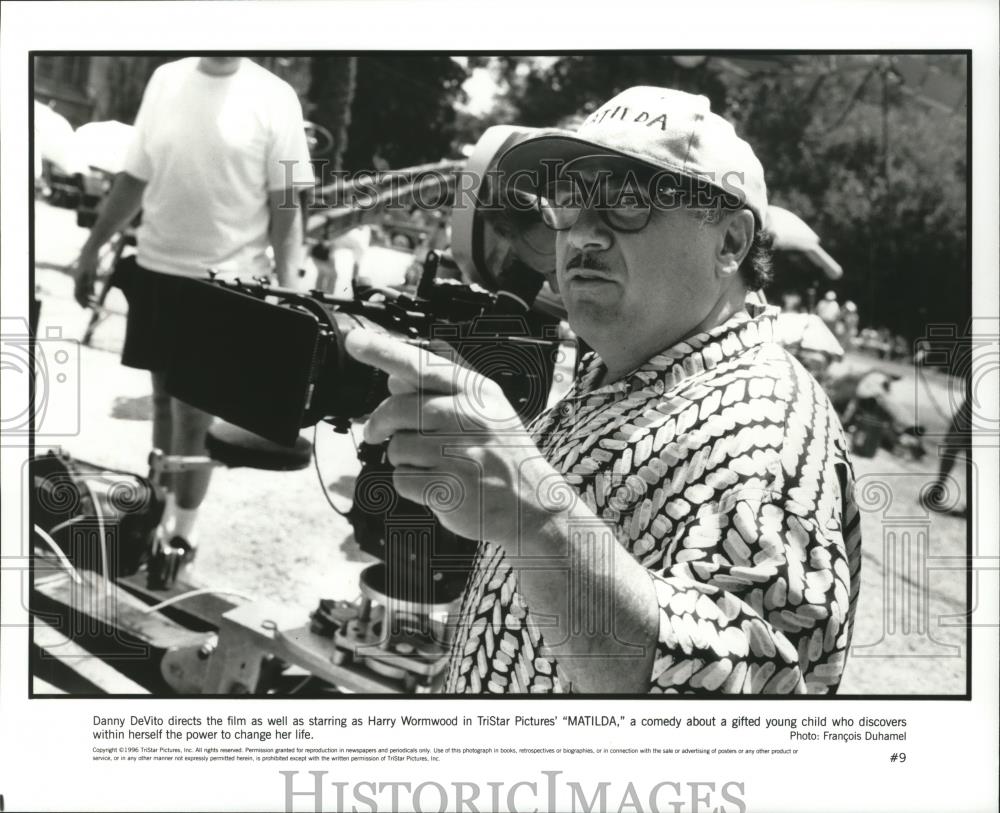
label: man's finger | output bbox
[386,430,439,468]
[387,374,417,396]
[391,466,434,509]
[424,336,469,366]
[364,393,420,444]
[363,393,456,445]
[74,277,93,309]
[345,329,464,394]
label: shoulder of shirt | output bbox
[239,60,299,98]
[759,341,844,426]
[675,338,810,409]
[153,57,198,80]
[139,58,191,102]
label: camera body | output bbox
[161,251,560,444]
[151,125,564,660]
[157,250,561,612]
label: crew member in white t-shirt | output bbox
[72,56,315,585]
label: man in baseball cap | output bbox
[500,86,768,221]
[347,86,861,694]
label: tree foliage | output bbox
[726,56,968,338]
[499,55,729,128]
[87,56,176,124]
[54,53,967,337]
[327,56,468,172]
[308,57,358,179]
[491,54,969,338]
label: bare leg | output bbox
[936,444,962,484]
[170,398,215,510]
[936,394,970,483]
[148,373,212,587]
[151,371,174,492]
[924,395,970,511]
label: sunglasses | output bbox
[537,177,651,232]
[535,173,742,233]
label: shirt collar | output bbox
[573,302,779,400]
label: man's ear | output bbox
[717,209,755,279]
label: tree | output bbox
[496,55,728,128]
[87,56,174,124]
[337,56,469,171]
[308,57,358,180]
[728,55,968,338]
[493,54,968,338]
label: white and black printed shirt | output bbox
[442,303,862,695]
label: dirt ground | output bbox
[27,200,970,695]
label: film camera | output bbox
[152,127,564,689]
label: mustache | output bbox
[566,253,610,272]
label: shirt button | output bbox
[558,402,575,419]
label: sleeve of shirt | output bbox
[121,66,162,182]
[266,84,315,191]
[644,490,854,695]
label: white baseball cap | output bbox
[497,86,768,224]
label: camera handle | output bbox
[417,250,440,300]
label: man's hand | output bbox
[344,329,566,544]
[71,248,100,308]
[345,328,660,692]
[69,171,146,307]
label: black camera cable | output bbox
[312,422,360,519]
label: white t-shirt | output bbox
[122,58,315,277]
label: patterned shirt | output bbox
[443,304,862,694]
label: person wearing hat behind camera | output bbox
[346,86,862,694]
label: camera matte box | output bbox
[163,278,321,446]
